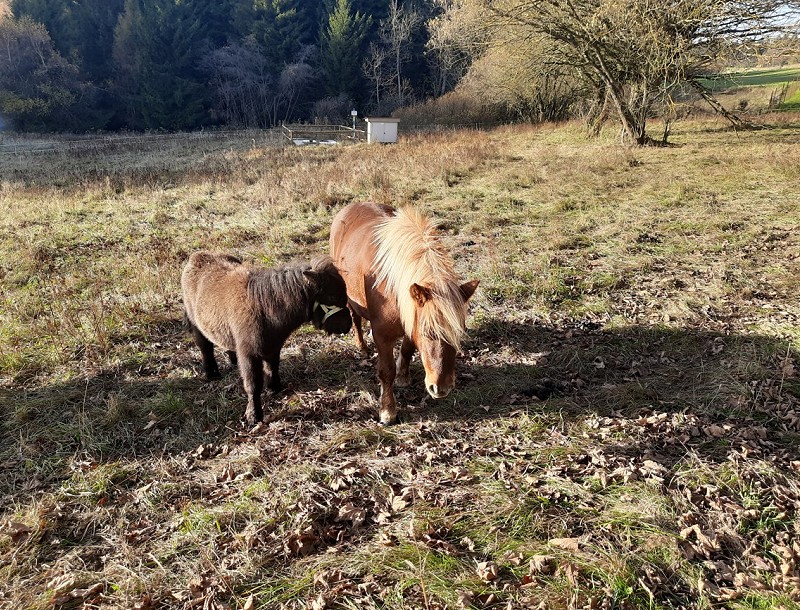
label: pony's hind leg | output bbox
[265,352,284,392]
[189,323,220,380]
[395,336,415,387]
[351,308,368,353]
[239,354,264,425]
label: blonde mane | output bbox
[373,207,467,349]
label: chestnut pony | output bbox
[182,251,352,425]
[330,202,479,424]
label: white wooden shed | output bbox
[365,117,400,144]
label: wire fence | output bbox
[0,128,283,156]
[399,121,504,134]
[0,121,502,157]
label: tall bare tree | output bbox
[380,0,420,106]
[202,39,315,128]
[362,41,390,110]
[426,0,488,96]
[202,40,274,128]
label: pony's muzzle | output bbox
[426,381,453,399]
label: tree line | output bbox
[0,0,444,131]
[0,0,798,142]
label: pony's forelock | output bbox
[373,207,467,349]
[309,255,338,275]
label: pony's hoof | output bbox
[206,371,222,381]
[378,414,401,426]
[243,413,262,427]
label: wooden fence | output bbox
[281,124,365,146]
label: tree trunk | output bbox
[606,79,648,145]
[587,85,611,136]
[688,79,763,130]
[589,48,649,145]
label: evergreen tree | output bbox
[184,0,236,48]
[234,0,308,68]
[113,0,215,130]
[352,0,389,40]
[352,0,389,20]
[320,0,371,99]
[404,0,436,98]
[1,0,443,129]
[9,0,64,40]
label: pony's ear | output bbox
[410,283,432,307]
[303,269,321,282]
[460,279,480,302]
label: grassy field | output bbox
[1,115,800,609]
[703,65,800,111]
[707,66,800,90]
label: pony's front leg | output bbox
[190,324,220,379]
[395,336,415,387]
[375,336,399,425]
[239,355,264,425]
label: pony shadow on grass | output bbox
[3,315,799,503]
[386,316,800,464]
[0,312,369,503]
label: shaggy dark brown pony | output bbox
[181,251,352,424]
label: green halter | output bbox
[315,302,344,323]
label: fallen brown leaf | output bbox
[287,531,321,557]
[475,560,498,582]
[2,521,33,545]
[336,503,366,527]
[52,582,103,606]
[529,554,556,575]
[548,537,584,552]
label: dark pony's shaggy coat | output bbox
[182,251,351,424]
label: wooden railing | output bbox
[281,124,365,145]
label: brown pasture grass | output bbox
[1,116,800,609]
